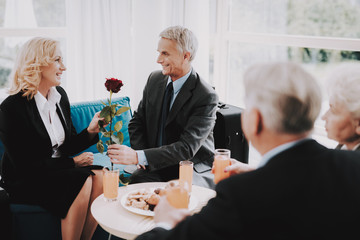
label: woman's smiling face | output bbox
[40,48,66,90]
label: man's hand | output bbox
[212,158,255,176]
[107,144,138,165]
[224,158,255,176]
[154,196,191,229]
[74,152,94,167]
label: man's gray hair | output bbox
[243,62,322,134]
[327,62,360,119]
[159,26,198,62]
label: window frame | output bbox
[0,28,66,38]
[213,0,360,103]
[212,0,360,145]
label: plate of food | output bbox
[120,187,198,217]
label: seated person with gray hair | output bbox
[135,62,360,240]
[105,26,218,188]
[322,63,360,151]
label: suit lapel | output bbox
[26,98,53,149]
[57,93,72,141]
[166,70,197,125]
[56,103,69,137]
[149,75,169,145]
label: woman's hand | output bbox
[107,144,138,165]
[74,152,94,167]
[87,111,107,134]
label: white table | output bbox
[91,182,216,240]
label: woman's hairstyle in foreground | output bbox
[9,37,60,99]
[326,62,360,119]
[243,62,322,134]
[159,25,198,62]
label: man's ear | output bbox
[249,108,263,136]
[355,119,360,135]
[184,52,191,61]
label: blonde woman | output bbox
[322,63,360,151]
[0,37,104,240]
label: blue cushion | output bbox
[92,153,125,172]
[70,96,132,154]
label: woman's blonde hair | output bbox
[8,37,60,99]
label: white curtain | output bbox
[4,0,37,48]
[4,0,37,28]
[65,0,133,103]
[65,0,210,109]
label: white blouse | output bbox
[34,87,65,157]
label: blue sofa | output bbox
[0,96,132,240]
[70,96,132,172]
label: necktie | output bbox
[157,82,173,146]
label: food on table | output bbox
[125,188,164,211]
[154,187,166,196]
[147,194,160,211]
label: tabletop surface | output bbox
[91,182,216,240]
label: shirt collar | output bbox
[34,87,61,111]
[168,69,192,94]
[257,137,311,168]
[341,143,360,151]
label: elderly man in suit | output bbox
[107,26,218,188]
[135,62,360,240]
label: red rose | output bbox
[105,78,123,93]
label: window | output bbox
[210,0,360,147]
[0,0,66,99]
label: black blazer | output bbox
[129,69,218,178]
[0,86,98,188]
[136,140,360,239]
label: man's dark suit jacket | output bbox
[136,140,360,239]
[128,69,218,185]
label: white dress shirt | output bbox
[34,87,65,157]
[340,143,360,151]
